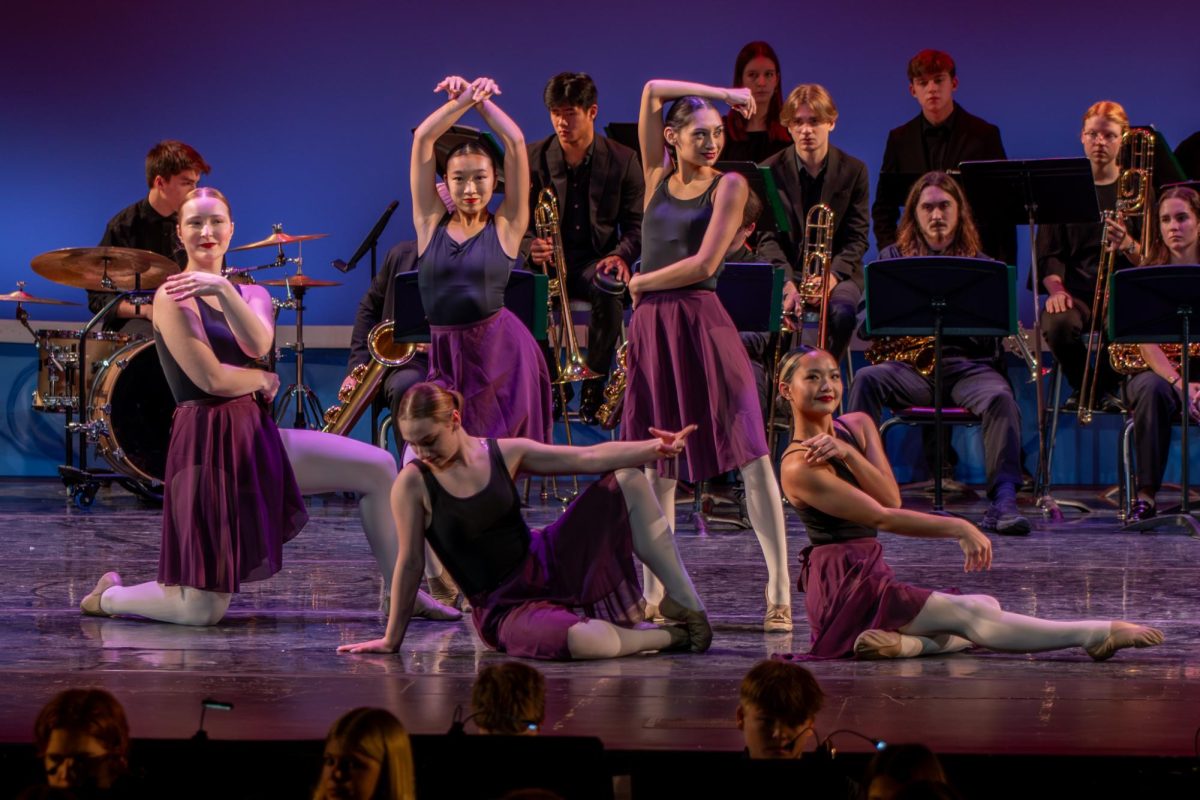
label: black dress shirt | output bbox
[562,144,595,269]
[91,198,187,330]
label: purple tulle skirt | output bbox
[621,289,768,481]
[797,538,933,659]
[158,395,308,593]
[428,309,552,443]
[469,473,644,660]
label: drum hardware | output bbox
[231,224,328,251]
[260,270,342,429]
[2,281,79,343]
[30,247,179,291]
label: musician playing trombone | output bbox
[1119,187,1200,522]
[523,73,644,422]
[1037,101,1142,415]
[847,172,1030,536]
[757,84,870,364]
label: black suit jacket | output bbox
[347,240,418,369]
[522,134,644,268]
[756,144,871,289]
[871,104,1014,263]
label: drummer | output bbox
[91,140,211,336]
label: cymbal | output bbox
[31,247,179,291]
[259,275,342,288]
[231,231,328,251]
[0,288,80,305]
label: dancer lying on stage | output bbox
[338,382,712,660]
[80,188,458,626]
[625,77,791,632]
[777,346,1164,660]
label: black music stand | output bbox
[958,158,1098,519]
[1108,265,1200,537]
[865,256,1014,511]
[715,262,784,332]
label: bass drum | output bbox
[88,339,176,484]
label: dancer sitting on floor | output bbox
[80,187,457,626]
[337,382,712,660]
[777,346,1164,660]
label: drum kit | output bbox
[17,226,340,508]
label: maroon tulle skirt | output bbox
[157,395,308,593]
[469,473,644,660]
[428,309,552,443]
[798,538,933,659]
[621,289,768,481]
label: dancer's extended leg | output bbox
[87,575,231,626]
[615,469,700,610]
[565,618,679,659]
[639,468,677,609]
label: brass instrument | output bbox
[1109,342,1200,375]
[864,336,937,377]
[797,203,836,345]
[533,188,600,385]
[1078,128,1155,424]
[322,321,420,435]
[595,341,628,429]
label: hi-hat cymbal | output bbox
[232,231,328,251]
[259,275,342,288]
[0,287,80,305]
[30,247,179,291]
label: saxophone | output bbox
[322,321,421,435]
[864,336,937,377]
[1109,342,1200,375]
[595,341,628,430]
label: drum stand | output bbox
[273,280,324,429]
[59,288,160,508]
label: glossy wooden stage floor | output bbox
[1,478,1197,757]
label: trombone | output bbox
[1077,128,1154,425]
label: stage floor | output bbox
[1,478,1196,757]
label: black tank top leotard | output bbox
[412,439,530,596]
[784,422,878,545]
[639,174,725,291]
[155,292,259,404]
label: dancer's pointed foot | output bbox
[80,572,121,617]
[659,596,712,653]
[412,589,463,621]
[1086,622,1164,662]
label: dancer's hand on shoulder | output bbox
[337,637,399,655]
[648,424,698,457]
[798,432,853,465]
[957,522,993,572]
[162,271,231,301]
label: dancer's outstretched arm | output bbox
[780,456,992,573]
[337,466,429,654]
[473,92,529,256]
[637,79,754,192]
[498,425,697,477]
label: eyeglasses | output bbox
[1083,131,1120,143]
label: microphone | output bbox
[334,200,400,273]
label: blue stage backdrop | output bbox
[1,0,1197,478]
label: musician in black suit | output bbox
[523,72,645,422]
[757,84,869,363]
[871,49,1014,265]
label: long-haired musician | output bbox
[847,172,1030,536]
[624,78,792,632]
[1120,187,1200,521]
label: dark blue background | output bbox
[4,0,1197,324]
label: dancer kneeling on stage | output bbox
[80,188,457,626]
[338,382,712,660]
[779,346,1164,660]
[1121,187,1200,522]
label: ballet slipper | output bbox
[662,623,691,652]
[80,572,122,617]
[659,596,712,653]
[764,590,793,633]
[1086,622,1165,662]
[428,573,469,612]
[853,629,914,660]
[411,588,463,621]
